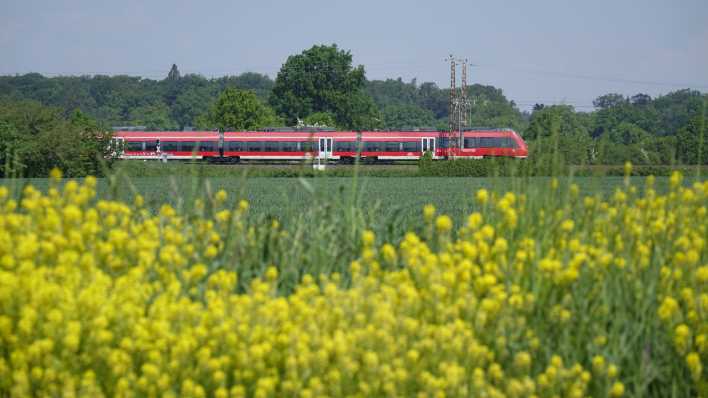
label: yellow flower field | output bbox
[0,171,706,397]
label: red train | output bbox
[111,129,528,162]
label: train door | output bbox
[421,137,435,157]
[318,137,333,159]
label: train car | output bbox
[451,129,528,159]
[222,130,442,162]
[111,131,219,160]
[112,128,527,162]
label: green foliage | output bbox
[525,105,592,167]
[367,79,526,132]
[0,47,705,169]
[608,122,650,146]
[106,160,708,180]
[676,113,707,165]
[129,102,179,130]
[382,103,436,129]
[417,158,533,177]
[0,100,112,177]
[269,44,379,129]
[171,87,213,130]
[418,150,433,169]
[204,87,280,131]
[466,85,526,132]
[216,73,274,102]
[303,112,337,128]
[338,91,382,130]
[593,93,628,109]
[653,89,705,135]
[0,69,275,130]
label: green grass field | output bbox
[0,174,692,258]
[0,175,680,226]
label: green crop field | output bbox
[0,174,696,258]
[0,175,685,227]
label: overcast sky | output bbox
[2,0,707,110]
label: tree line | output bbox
[0,44,706,177]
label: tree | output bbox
[366,78,419,108]
[129,103,179,130]
[303,112,337,128]
[0,120,22,177]
[646,135,677,164]
[382,104,436,129]
[53,110,113,176]
[207,87,280,130]
[172,87,213,129]
[269,44,377,128]
[217,73,274,102]
[526,105,592,166]
[653,89,704,135]
[418,82,448,119]
[676,112,707,165]
[593,93,628,109]
[631,93,652,106]
[608,122,650,146]
[0,100,111,177]
[334,91,381,130]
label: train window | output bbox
[402,141,421,152]
[281,142,298,152]
[224,141,244,151]
[479,137,499,148]
[247,142,263,152]
[439,137,449,149]
[180,141,198,152]
[504,137,518,148]
[385,142,401,152]
[200,142,217,151]
[160,141,178,151]
[334,141,355,152]
[464,137,479,148]
[264,141,280,152]
[125,141,144,151]
[144,141,158,151]
[364,142,383,152]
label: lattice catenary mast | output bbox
[447,55,471,157]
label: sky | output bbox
[2,0,707,110]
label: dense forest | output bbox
[1,44,706,176]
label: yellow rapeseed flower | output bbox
[435,215,453,233]
[610,381,625,397]
[476,189,489,205]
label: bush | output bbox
[0,100,112,178]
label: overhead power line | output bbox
[468,63,708,90]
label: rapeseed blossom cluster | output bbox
[0,170,706,397]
